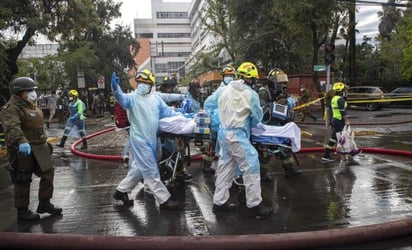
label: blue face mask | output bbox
[136,83,151,95]
[223,76,233,85]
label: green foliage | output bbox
[0,0,138,98]
[399,12,412,80]
[16,56,67,91]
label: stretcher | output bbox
[158,116,301,177]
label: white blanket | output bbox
[251,122,301,152]
[159,116,301,152]
[159,115,196,134]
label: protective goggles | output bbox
[135,72,153,84]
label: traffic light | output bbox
[325,43,335,64]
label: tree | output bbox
[0,0,137,98]
[199,0,237,63]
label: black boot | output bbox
[159,198,179,210]
[283,163,302,178]
[212,201,236,213]
[17,208,40,221]
[201,159,215,175]
[248,202,273,219]
[113,190,134,206]
[80,138,87,149]
[56,136,67,148]
[36,201,62,215]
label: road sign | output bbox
[97,76,105,89]
[313,65,327,72]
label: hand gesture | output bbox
[111,72,120,91]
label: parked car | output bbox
[346,86,386,111]
[386,87,412,106]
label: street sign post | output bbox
[313,65,327,72]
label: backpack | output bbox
[114,102,130,128]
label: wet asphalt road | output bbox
[0,107,411,248]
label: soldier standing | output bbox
[0,77,62,220]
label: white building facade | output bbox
[134,0,192,82]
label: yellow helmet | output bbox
[237,62,258,79]
[332,82,346,92]
[136,69,155,85]
[69,89,79,97]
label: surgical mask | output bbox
[223,76,233,85]
[69,97,74,101]
[136,83,151,95]
[27,90,37,102]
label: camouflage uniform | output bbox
[299,87,317,122]
[0,95,55,211]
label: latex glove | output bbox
[19,143,31,156]
[176,108,185,113]
[111,71,120,91]
[256,123,266,131]
[183,113,194,119]
[183,99,192,113]
[181,93,188,101]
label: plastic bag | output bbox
[336,125,359,155]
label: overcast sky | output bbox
[114,0,395,44]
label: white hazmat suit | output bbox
[213,79,263,208]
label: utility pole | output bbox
[349,0,356,86]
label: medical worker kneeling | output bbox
[111,70,180,210]
[213,62,273,219]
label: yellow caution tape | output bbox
[47,137,60,143]
[294,96,412,110]
[354,131,380,136]
[347,96,412,104]
[301,131,313,137]
[294,97,324,110]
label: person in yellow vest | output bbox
[56,89,87,149]
[321,82,360,162]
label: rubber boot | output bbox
[80,138,87,149]
[56,136,67,148]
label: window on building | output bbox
[137,33,153,38]
[158,33,191,38]
[156,12,188,19]
[155,64,169,73]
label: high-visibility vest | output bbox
[109,95,116,106]
[331,95,347,120]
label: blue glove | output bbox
[19,143,31,156]
[176,108,185,113]
[111,71,120,91]
[183,113,194,119]
[183,98,192,113]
